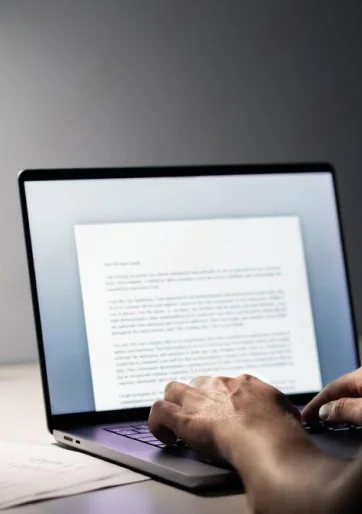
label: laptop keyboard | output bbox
[104,420,362,449]
[105,423,168,448]
[302,420,362,433]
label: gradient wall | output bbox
[0,1,362,363]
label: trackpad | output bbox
[312,432,362,460]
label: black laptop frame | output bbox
[18,162,360,432]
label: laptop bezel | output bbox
[18,162,360,432]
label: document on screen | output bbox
[74,216,322,411]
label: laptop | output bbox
[18,163,362,489]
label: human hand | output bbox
[302,367,362,424]
[149,374,302,464]
[149,375,347,514]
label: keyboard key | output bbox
[133,428,152,434]
[129,434,158,441]
[106,429,137,436]
[148,442,167,448]
[330,423,350,431]
[302,420,362,433]
[132,424,149,430]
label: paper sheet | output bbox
[0,441,149,510]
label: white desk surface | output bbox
[0,363,249,513]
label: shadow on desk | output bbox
[9,479,249,514]
[195,483,244,498]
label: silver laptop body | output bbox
[19,163,362,489]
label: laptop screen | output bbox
[22,169,358,415]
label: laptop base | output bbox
[55,423,362,489]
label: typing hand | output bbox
[149,375,350,514]
[148,374,301,463]
[302,367,362,424]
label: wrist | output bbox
[217,416,346,514]
[216,412,305,468]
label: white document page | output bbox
[0,441,148,510]
[75,217,322,411]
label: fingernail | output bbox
[319,403,331,420]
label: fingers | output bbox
[149,381,199,445]
[151,379,204,445]
[148,400,181,445]
[302,371,361,421]
[164,381,192,406]
[318,398,362,425]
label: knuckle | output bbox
[164,381,176,394]
[150,399,165,414]
[149,400,176,432]
[238,373,256,383]
[332,398,348,419]
[352,372,362,396]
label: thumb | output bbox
[319,398,362,425]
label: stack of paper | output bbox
[0,441,149,510]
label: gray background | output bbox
[0,0,362,364]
